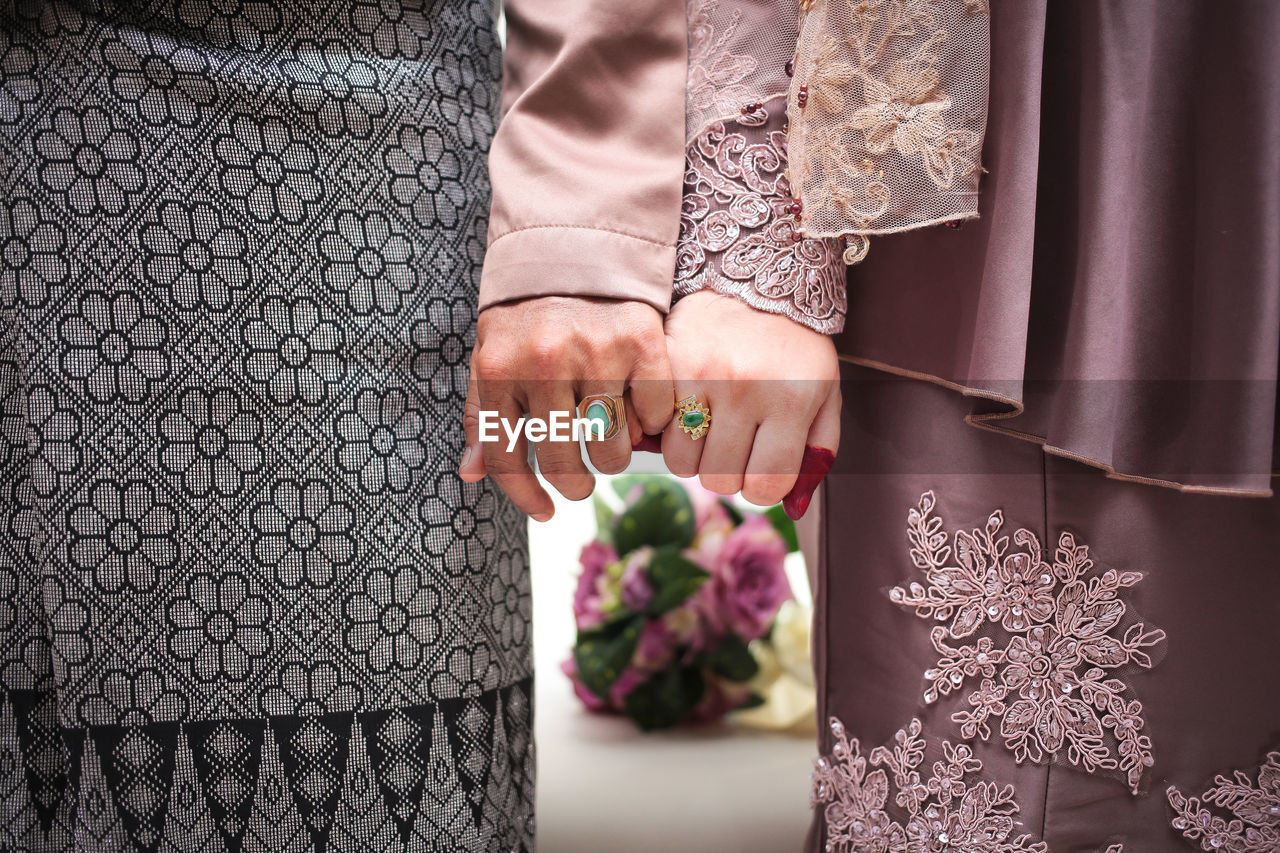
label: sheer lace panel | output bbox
[674,103,849,333]
[889,491,1166,794]
[787,0,990,239]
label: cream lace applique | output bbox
[684,0,803,142]
[787,0,990,250]
[811,716,1050,852]
[687,0,761,137]
[889,492,1167,794]
[674,104,849,334]
[1167,750,1280,852]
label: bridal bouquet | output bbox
[563,475,798,730]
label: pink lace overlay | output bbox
[686,0,795,140]
[787,0,990,240]
[674,104,848,333]
[889,492,1167,794]
[1167,750,1280,852]
[811,716,1050,852]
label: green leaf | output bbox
[737,691,767,711]
[574,617,643,699]
[720,498,745,526]
[699,634,759,683]
[645,546,709,614]
[764,504,800,553]
[623,665,706,731]
[612,478,696,557]
[591,493,614,546]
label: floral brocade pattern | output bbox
[0,1,533,850]
[812,716,1050,852]
[889,492,1166,794]
[674,104,848,334]
[1166,751,1280,852]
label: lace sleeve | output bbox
[674,0,991,333]
[674,101,848,334]
[676,0,849,334]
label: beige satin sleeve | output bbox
[479,0,688,313]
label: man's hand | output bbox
[459,296,674,521]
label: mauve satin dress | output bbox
[807,3,1280,852]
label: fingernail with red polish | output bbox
[632,433,663,454]
[782,445,835,520]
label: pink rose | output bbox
[608,666,650,708]
[619,549,655,613]
[712,515,792,641]
[633,618,676,671]
[685,482,732,529]
[662,599,711,656]
[561,657,608,712]
[691,675,753,723]
[573,540,618,631]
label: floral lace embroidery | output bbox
[1167,750,1280,852]
[686,0,760,139]
[811,716,1050,852]
[787,0,989,246]
[675,103,849,334]
[889,492,1167,794]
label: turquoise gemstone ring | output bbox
[576,393,623,441]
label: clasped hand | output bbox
[460,292,839,520]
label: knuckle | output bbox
[529,336,567,371]
[474,352,509,384]
[590,448,630,476]
[536,458,582,481]
[482,450,519,474]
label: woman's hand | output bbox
[661,291,840,517]
[460,296,674,521]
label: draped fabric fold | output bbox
[837,0,1280,496]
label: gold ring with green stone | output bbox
[577,393,623,441]
[675,394,711,440]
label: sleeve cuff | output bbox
[479,226,677,314]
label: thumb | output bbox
[459,363,487,482]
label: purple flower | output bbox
[686,482,732,529]
[633,619,676,671]
[687,490,736,570]
[712,515,792,641]
[663,599,711,656]
[692,675,753,723]
[573,540,618,631]
[620,549,655,613]
[561,657,608,712]
[608,666,650,708]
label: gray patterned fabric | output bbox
[0,1,533,850]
